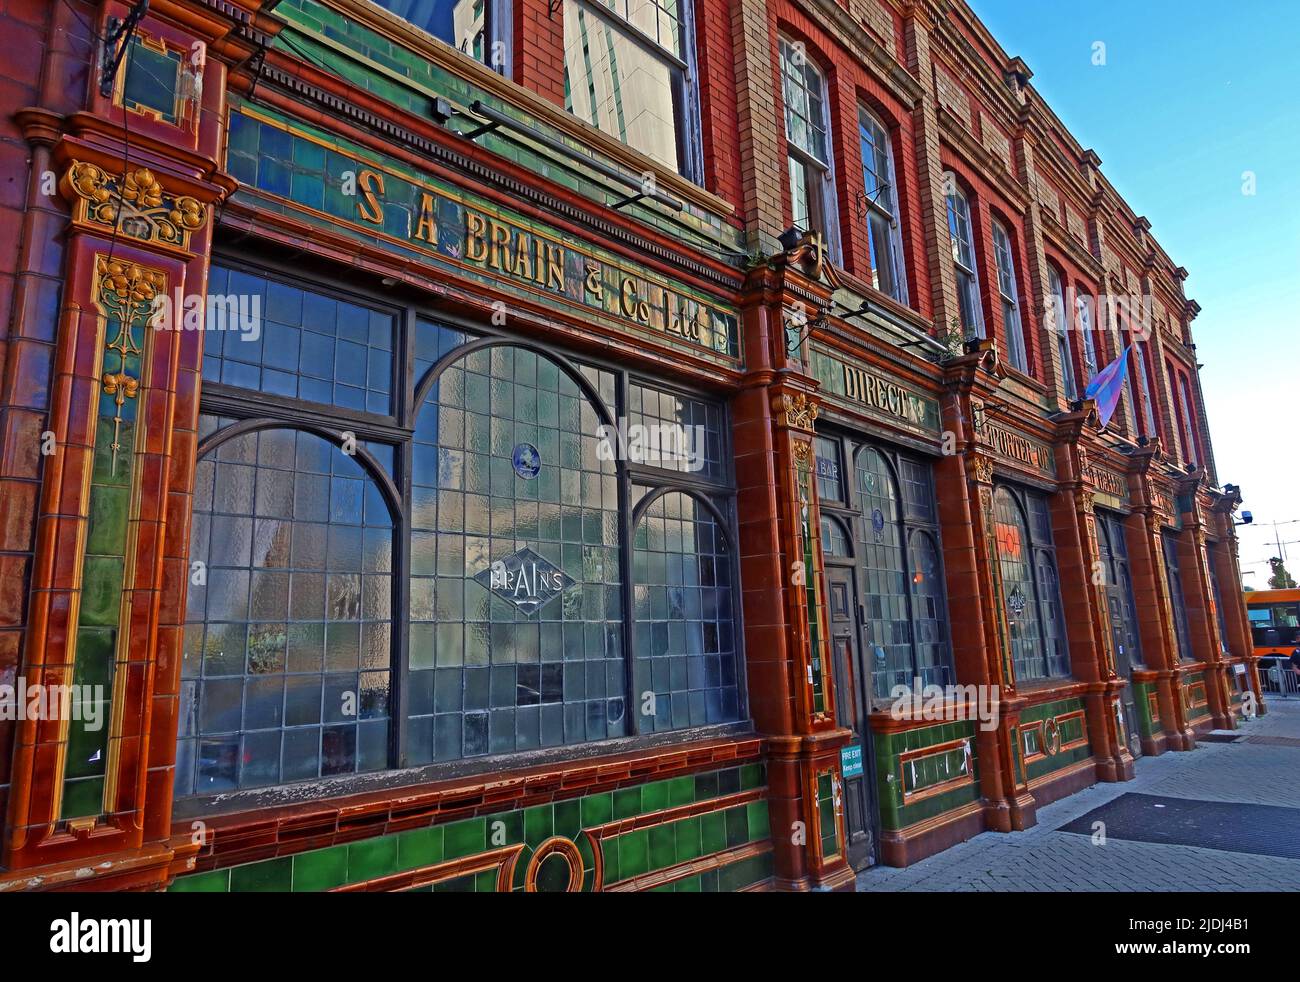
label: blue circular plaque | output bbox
[512,442,541,479]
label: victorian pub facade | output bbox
[0,0,1258,892]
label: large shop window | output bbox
[1162,533,1195,662]
[373,0,511,72]
[854,445,953,701]
[943,175,984,340]
[992,486,1070,683]
[1097,511,1143,668]
[780,38,839,259]
[179,262,743,800]
[857,108,907,303]
[563,0,700,179]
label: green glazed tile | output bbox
[618,830,649,879]
[347,834,400,881]
[648,824,676,871]
[292,845,350,892]
[230,856,292,892]
[580,792,612,828]
[612,787,640,820]
[524,805,553,847]
[442,817,486,859]
[169,868,230,893]
[396,827,443,870]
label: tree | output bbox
[1267,557,1297,589]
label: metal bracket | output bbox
[99,0,151,99]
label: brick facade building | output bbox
[0,0,1259,892]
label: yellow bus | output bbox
[1246,588,1300,694]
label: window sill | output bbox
[171,721,758,827]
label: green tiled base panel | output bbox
[170,763,770,892]
[873,721,981,833]
[1185,671,1213,723]
[1132,680,1160,741]
[1020,697,1092,784]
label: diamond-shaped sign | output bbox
[473,547,574,616]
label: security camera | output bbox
[1239,511,1253,525]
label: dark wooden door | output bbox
[825,564,876,870]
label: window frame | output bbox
[944,174,984,339]
[562,0,704,182]
[990,219,1028,373]
[175,249,748,815]
[374,0,514,75]
[1046,264,1078,402]
[992,483,1072,684]
[856,106,908,303]
[780,37,841,261]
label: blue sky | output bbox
[970,0,1300,585]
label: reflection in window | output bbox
[1047,266,1077,402]
[410,343,623,760]
[820,515,851,558]
[781,38,838,256]
[633,492,739,731]
[372,0,508,71]
[857,108,906,302]
[563,0,693,176]
[178,425,395,795]
[204,264,395,415]
[991,221,1027,373]
[944,176,983,339]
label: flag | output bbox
[1084,345,1131,428]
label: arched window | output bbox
[1076,289,1098,383]
[944,175,984,339]
[857,107,907,302]
[991,220,1028,373]
[1132,339,1158,437]
[409,344,624,760]
[781,38,839,258]
[856,446,952,700]
[633,491,739,731]
[993,485,1071,682]
[1046,265,1077,401]
[820,515,853,559]
[180,262,744,806]
[178,424,397,795]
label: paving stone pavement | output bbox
[857,696,1300,892]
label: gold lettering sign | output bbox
[1084,462,1129,503]
[982,422,1056,477]
[810,347,941,436]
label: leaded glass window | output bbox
[178,423,395,795]
[814,435,844,503]
[633,491,738,730]
[179,260,743,807]
[628,380,724,478]
[410,343,623,760]
[820,515,851,559]
[1098,511,1143,668]
[1163,533,1194,662]
[203,264,396,415]
[994,485,1070,683]
[856,446,952,700]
